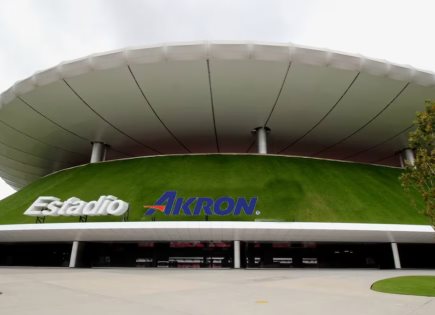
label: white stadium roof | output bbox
[1,41,435,189]
[1,222,434,244]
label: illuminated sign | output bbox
[24,196,129,217]
[144,191,258,216]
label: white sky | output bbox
[1,0,434,200]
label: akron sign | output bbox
[144,191,258,216]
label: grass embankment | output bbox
[371,276,435,297]
[0,154,427,224]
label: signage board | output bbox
[144,191,258,216]
[24,196,129,217]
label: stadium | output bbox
[0,41,434,269]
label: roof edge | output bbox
[1,41,435,107]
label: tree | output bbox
[400,101,435,226]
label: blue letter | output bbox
[193,197,213,216]
[145,191,176,215]
[213,197,235,216]
[234,197,257,215]
[173,197,194,216]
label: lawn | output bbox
[371,276,435,297]
[0,154,427,225]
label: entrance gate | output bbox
[79,241,234,268]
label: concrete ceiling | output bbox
[1,42,435,189]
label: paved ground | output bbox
[0,268,434,315]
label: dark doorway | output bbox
[245,242,394,269]
[0,243,71,267]
[398,244,435,268]
[80,241,233,268]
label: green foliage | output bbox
[400,101,435,225]
[0,155,427,225]
[371,276,435,297]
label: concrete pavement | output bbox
[0,268,434,315]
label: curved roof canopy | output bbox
[1,41,435,189]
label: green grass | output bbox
[371,276,435,297]
[0,154,427,224]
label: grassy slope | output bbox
[371,276,435,297]
[0,154,427,225]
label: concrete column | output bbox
[234,240,241,269]
[69,241,80,268]
[391,242,401,269]
[253,127,270,154]
[401,148,415,167]
[90,142,106,163]
[399,154,404,168]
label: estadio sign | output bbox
[24,196,129,217]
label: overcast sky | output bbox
[1,0,434,199]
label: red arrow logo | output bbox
[143,205,166,212]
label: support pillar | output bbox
[90,142,107,163]
[252,127,270,154]
[391,242,401,269]
[400,148,415,167]
[234,240,241,269]
[69,241,80,268]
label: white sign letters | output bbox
[24,196,129,217]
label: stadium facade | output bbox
[0,42,434,269]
